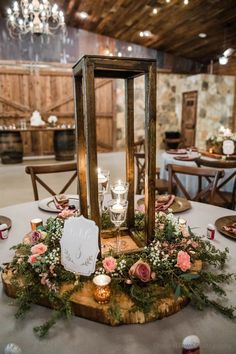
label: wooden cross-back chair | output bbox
[134,153,169,195]
[25,162,78,201]
[166,163,224,204]
[195,157,236,209]
[134,138,145,153]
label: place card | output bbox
[60,216,99,276]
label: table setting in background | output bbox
[160,149,236,196]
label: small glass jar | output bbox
[30,218,43,231]
[0,223,8,239]
[182,335,200,354]
[207,223,215,240]
[93,275,111,304]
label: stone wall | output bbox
[115,73,235,151]
[115,73,184,151]
[176,74,235,149]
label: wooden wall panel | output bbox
[0,62,116,155]
[95,79,115,151]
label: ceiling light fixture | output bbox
[219,56,228,65]
[78,11,89,19]
[139,30,152,38]
[165,0,190,4]
[223,48,234,58]
[198,33,207,38]
[6,0,65,38]
[117,52,122,57]
[127,46,132,52]
[152,8,161,15]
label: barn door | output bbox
[181,91,198,147]
[95,79,115,151]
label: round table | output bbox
[160,151,235,197]
[0,201,236,354]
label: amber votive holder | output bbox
[30,218,43,231]
[93,275,111,304]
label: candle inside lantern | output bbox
[30,218,43,231]
[110,200,124,213]
[114,180,126,193]
[111,180,129,200]
[93,274,111,304]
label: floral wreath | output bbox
[1,208,235,337]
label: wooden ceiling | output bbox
[1,0,236,63]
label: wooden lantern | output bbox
[73,55,156,251]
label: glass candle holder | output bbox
[93,274,111,304]
[108,199,128,253]
[30,218,43,231]
[111,180,129,200]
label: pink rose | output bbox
[31,243,47,255]
[129,259,153,282]
[176,251,191,272]
[28,254,39,264]
[102,256,117,273]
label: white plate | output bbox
[38,195,80,213]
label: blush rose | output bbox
[31,243,47,255]
[102,256,117,273]
[129,259,154,283]
[176,251,191,272]
[28,254,39,264]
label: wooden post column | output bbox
[125,77,134,228]
[82,61,100,231]
[144,62,156,244]
[74,75,88,216]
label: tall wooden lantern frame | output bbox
[73,55,156,252]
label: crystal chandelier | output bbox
[6,0,65,38]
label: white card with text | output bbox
[60,216,99,276]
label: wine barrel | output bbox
[0,131,23,164]
[54,129,75,161]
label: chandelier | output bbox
[6,0,65,37]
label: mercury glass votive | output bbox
[30,218,43,231]
[93,274,111,304]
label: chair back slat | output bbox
[166,163,224,205]
[196,157,236,209]
[25,162,77,201]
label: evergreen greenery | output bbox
[2,210,235,337]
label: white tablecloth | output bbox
[160,151,235,198]
[0,201,236,354]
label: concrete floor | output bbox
[0,150,164,208]
[0,152,127,208]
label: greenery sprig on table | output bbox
[1,210,235,337]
